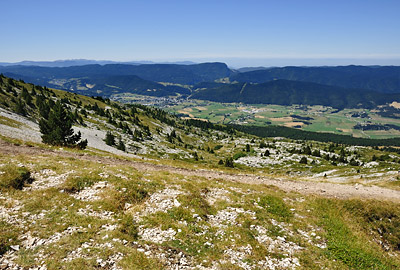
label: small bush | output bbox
[245,144,251,152]
[0,165,33,190]
[299,156,308,164]
[259,141,267,148]
[349,158,360,166]
[214,145,223,151]
[224,157,234,168]
[233,152,246,160]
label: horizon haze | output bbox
[1,0,399,67]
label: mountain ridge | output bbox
[0,59,197,67]
[231,65,400,93]
[191,79,400,109]
[0,62,233,89]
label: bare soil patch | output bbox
[284,122,305,127]
[390,101,400,109]
[269,117,293,122]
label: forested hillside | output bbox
[231,66,400,93]
[0,62,233,86]
[191,79,400,109]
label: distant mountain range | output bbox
[76,75,190,97]
[231,66,400,93]
[0,59,197,67]
[1,62,400,109]
[191,79,400,109]
[0,62,232,86]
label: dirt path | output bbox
[1,139,400,202]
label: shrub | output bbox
[259,141,267,148]
[312,149,321,157]
[224,157,234,168]
[299,156,308,164]
[349,158,360,166]
[0,165,33,190]
[214,145,223,151]
[233,152,246,160]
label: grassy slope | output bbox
[1,144,400,269]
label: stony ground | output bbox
[1,140,399,202]
[0,145,311,269]
[2,142,400,269]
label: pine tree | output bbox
[259,141,267,148]
[39,101,87,149]
[303,145,311,155]
[245,144,251,152]
[299,157,308,164]
[105,131,115,146]
[224,157,234,168]
[117,137,126,151]
[15,99,26,116]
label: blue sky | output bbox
[1,0,400,67]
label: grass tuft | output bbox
[0,221,20,255]
[258,194,293,221]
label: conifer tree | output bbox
[117,137,126,151]
[15,99,26,116]
[245,144,251,152]
[299,156,308,164]
[224,157,234,168]
[105,131,115,146]
[39,101,87,149]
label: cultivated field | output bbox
[165,100,400,139]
